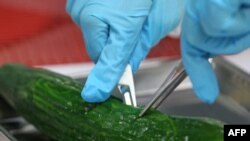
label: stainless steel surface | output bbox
[0,125,16,141]
[215,57,250,110]
[139,61,187,117]
[0,132,11,141]
[137,89,250,124]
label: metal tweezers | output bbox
[139,60,187,117]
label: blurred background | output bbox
[0,0,180,66]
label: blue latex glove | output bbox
[66,0,183,102]
[181,0,250,104]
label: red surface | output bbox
[0,6,59,44]
[0,0,180,66]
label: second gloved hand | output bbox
[181,0,250,104]
[66,0,183,102]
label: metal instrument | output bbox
[0,125,17,141]
[139,60,187,117]
[118,65,137,107]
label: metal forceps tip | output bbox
[139,60,187,117]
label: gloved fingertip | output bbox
[81,85,111,103]
[194,85,219,104]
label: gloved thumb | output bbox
[181,36,219,104]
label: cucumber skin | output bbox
[0,64,223,141]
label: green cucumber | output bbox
[0,64,223,141]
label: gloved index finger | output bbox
[82,15,146,103]
[80,13,109,63]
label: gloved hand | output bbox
[181,0,250,104]
[66,0,183,102]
